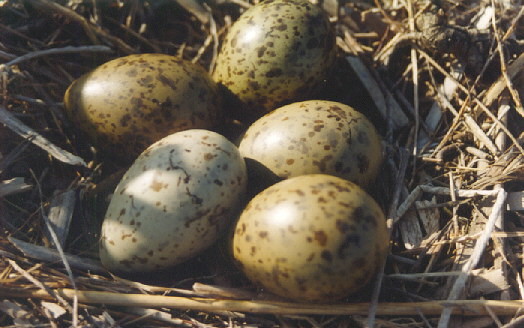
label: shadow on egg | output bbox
[244,157,283,200]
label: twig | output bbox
[208,6,219,74]
[341,28,367,55]
[120,307,189,326]
[0,45,112,69]
[418,50,524,155]
[464,114,500,155]
[0,105,87,167]
[224,0,251,9]
[374,32,419,64]
[407,0,420,159]
[484,296,504,328]
[191,5,219,73]
[27,0,99,44]
[0,50,16,61]
[484,52,524,108]
[43,221,80,325]
[419,186,502,197]
[7,259,72,313]
[28,0,135,54]
[192,282,256,299]
[437,188,507,328]
[1,287,524,316]
[388,270,482,280]
[174,0,209,25]
[101,16,162,53]
[192,34,213,66]
[396,185,500,220]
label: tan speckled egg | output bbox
[238,100,383,188]
[212,0,336,113]
[64,54,222,160]
[232,174,388,302]
[99,129,247,274]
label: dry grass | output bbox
[0,0,523,327]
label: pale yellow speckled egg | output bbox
[232,174,388,302]
[238,100,383,188]
[100,129,247,274]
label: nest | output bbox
[0,0,523,327]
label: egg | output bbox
[238,100,383,187]
[232,174,388,302]
[212,0,336,114]
[64,54,222,160]
[99,129,247,274]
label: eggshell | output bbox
[99,129,247,274]
[64,54,223,160]
[212,0,336,113]
[232,174,388,302]
[238,100,383,187]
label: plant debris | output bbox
[1,0,523,327]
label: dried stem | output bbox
[437,188,507,328]
[1,287,524,317]
[0,106,86,167]
[1,45,112,69]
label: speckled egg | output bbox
[212,0,336,114]
[232,174,388,302]
[64,54,222,160]
[99,129,247,274]
[238,100,383,188]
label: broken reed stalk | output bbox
[438,188,508,327]
[1,287,523,317]
[0,106,87,167]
